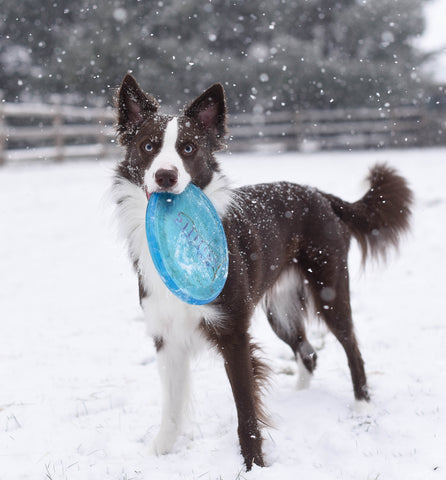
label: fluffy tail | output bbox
[325,164,413,263]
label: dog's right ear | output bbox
[116,74,159,144]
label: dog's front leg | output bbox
[151,340,191,455]
[219,333,265,470]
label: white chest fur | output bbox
[111,172,233,349]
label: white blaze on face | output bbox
[144,117,191,194]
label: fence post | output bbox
[53,99,64,162]
[295,110,306,150]
[0,95,6,166]
[97,116,107,159]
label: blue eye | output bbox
[183,144,194,154]
[144,143,153,152]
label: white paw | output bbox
[296,356,313,390]
[149,429,178,456]
[352,399,373,416]
[296,372,312,390]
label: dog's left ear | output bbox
[185,83,227,149]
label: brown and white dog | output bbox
[111,74,412,470]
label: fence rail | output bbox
[1,101,445,164]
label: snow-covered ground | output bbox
[1,148,444,480]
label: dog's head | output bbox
[115,74,227,194]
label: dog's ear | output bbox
[185,83,227,149]
[116,74,159,144]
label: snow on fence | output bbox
[0,101,444,164]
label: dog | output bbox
[111,74,412,470]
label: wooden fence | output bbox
[229,106,446,151]
[0,101,445,164]
[0,102,116,165]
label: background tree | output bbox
[0,0,430,112]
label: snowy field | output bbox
[0,147,445,480]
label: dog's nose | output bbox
[155,169,178,189]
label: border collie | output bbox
[111,74,412,470]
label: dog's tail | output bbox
[325,164,413,264]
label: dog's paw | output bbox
[149,429,177,456]
[351,399,373,416]
[296,355,313,390]
[296,370,312,390]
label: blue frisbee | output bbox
[145,183,228,305]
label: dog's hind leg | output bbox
[301,255,370,402]
[296,342,316,390]
[322,305,369,402]
[263,269,317,388]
